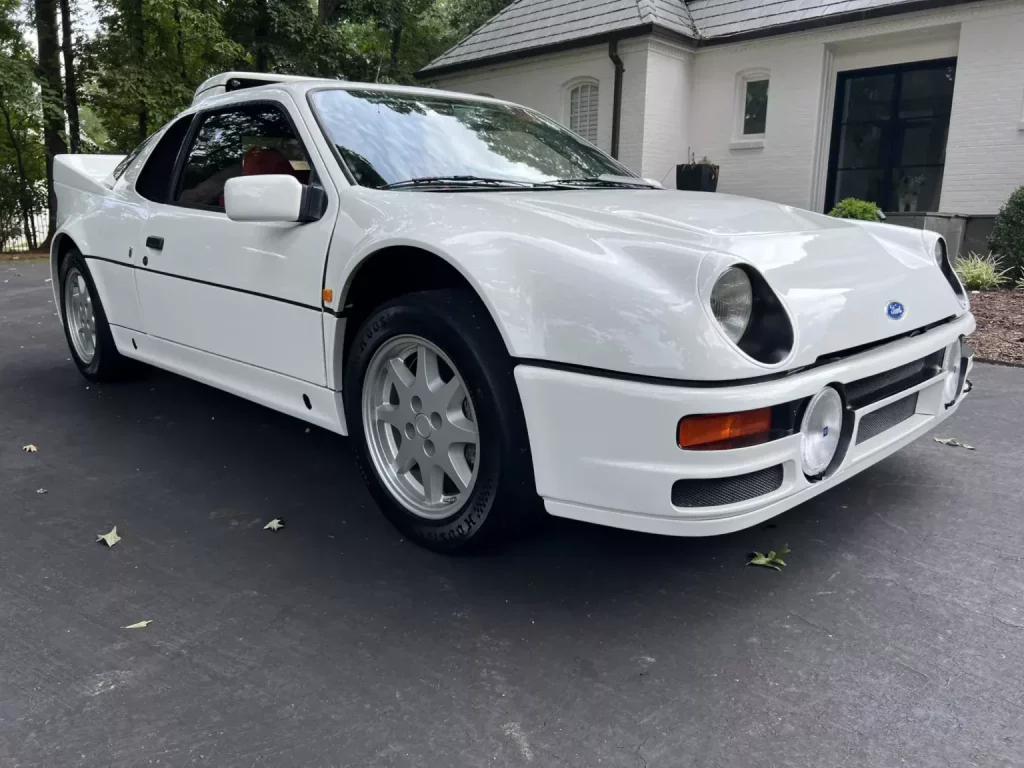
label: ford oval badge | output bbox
[886,301,905,320]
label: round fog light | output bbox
[943,338,963,405]
[800,387,843,477]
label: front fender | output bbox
[324,194,766,381]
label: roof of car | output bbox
[190,73,512,108]
[417,0,977,77]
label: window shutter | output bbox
[569,84,599,144]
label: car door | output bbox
[134,97,336,385]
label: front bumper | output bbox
[515,312,975,536]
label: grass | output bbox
[954,252,1012,291]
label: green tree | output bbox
[86,0,247,150]
[441,0,512,41]
[0,0,47,249]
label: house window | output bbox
[569,82,599,143]
[825,59,957,213]
[743,79,769,136]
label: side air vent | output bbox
[671,465,784,508]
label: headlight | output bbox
[800,387,844,477]
[943,338,963,405]
[710,267,753,343]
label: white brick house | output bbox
[418,0,1024,217]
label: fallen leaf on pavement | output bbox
[264,518,284,531]
[97,527,121,547]
[22,444,38,452]
[122,620,151,629]
[747,544,790,571]
[934,437,976,450]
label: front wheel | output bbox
[344,290,540,553]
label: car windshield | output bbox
[309,88,634,189]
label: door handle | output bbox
[146,236,164,251]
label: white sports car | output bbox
[51,72,974,552]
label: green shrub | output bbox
[988,186,1024,279]
[954,252,1011,290]
[828,198,881,221]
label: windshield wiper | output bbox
[548,174,661,189]
[379,175,556,190]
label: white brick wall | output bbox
[941,11,1024,214]
[690,38,827,207]
[615,41,648,174]
[640,39,694,187]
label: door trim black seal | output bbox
[83,254,323,313]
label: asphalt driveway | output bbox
[2,259,1023,768]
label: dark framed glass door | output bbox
[825,59,956,213]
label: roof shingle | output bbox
[420,0,966,75]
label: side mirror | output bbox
[224,174,326,223]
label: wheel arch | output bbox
[50,232,80,316]
[334,244,516,381]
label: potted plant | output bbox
[676,152,719,193]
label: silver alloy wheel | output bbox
[361,335,480,520]
[64,267,97,364]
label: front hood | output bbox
[491,188,852,238]
[347,188,966,381]
[457,190,965,372]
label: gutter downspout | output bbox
[608,39,624,160]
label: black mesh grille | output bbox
[671,465,784,508]
[845,352,942,408]
[843,350,937,409]
[856,393,918,444]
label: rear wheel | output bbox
[59,250,133,382]
[344,289,540,552]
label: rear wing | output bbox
[191,72,326,105]
[53,154,125,195]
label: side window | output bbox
[175,104,311,210]
[113,135,154,180]
[135,115,194,202]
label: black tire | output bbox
[344,289,541,553]
[59,250,134,382]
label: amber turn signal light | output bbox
[678,407,772,449]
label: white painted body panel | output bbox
[134,271,327,384]
[130,89,339,385]
[324,186,963,381]
[109,326,345,433]
[517,313,974,534]
[50,79,976,537]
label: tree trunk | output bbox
[58,0,80,153]
[129,0,147,143]
[317,0,336,24]
[254,0,269,71]
[389,3,404,75]
[34,0,67,247]
[173,0,187,81]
